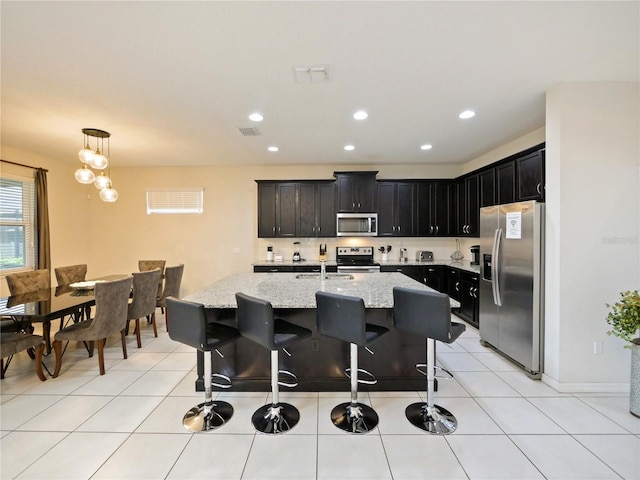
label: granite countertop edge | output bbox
[252,259,479,274]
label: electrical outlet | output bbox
[593,341,603,354]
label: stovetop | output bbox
[336,246,378,266]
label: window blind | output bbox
[146,188,204,215]
[0,174,36,272]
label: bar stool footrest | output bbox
[344,367,377,385]
[415,363,454,380]
[211,373,232,389]
[277,369,299,388]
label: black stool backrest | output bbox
[393,287,460,343]
[235,292,276,350]
[166,296,208,351]
[315,291,367,346]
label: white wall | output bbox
[545,82,640,391]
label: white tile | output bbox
[71,369,145,395]
[135,396,204,434]
[0,370,46,394]
[426,377,471,398]
[317,434,392,479]
[121,370,187,396]
[138,335,181,353]
[371,396,429,435]
[528,397,629,434]
[574,434,640,480]
[383,434,467,479]
[110,352,168,370]
[472,352,521,371]
[437,352,490,372]
[0,394,63,430]
[495,371,569,397]
[453,371,520,397]
[77,395,164,432]
[475,397,565,433]
[167,434,253,479]
[0,394,16,404]
[151,352,197,371]
[168,369,200,396]
[446,435,543,479]
[430,397,503,434]
[0,431,67,479]
[368,390,422,399]
[15,432,128,479]
[92,433,191,479]
[17,395,112,431]
[22,370,95,395]
[457,337,493,353]
[510,434,620,479]
[243,434,317,479]
[578,396,640,434]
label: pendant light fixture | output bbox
[74,128,118,202]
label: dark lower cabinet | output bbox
[422,265,444,291]
[445,267,479,328]
[253,265,337,273]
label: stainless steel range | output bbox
[336,246,381,273]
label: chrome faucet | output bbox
[320,260,327,280]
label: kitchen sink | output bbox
[295,273,354,280]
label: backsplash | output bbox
[255,237,479,263]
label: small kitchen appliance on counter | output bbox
[416,250,434,261]
[319,243,327,261]
[470,245,480,265]
[292,241,301,262]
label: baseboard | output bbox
[542,374,630,393]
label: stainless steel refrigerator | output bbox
[479,201,544,377]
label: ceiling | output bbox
[1,1,638,168]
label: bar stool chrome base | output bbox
[183,400,234,432]
[252,403,300,434]
[405,402,458,435]
[331,402,379,433]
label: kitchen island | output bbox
[184,272,460,391]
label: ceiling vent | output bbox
[237,126,260,136]
[293,65,329,83]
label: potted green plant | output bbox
[606,290,640,418]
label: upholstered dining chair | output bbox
[138,260,166,299]
[1,332,46,381]
[155,264,184,331]
[52,276,132,377]
[54,264,90,324]
[54,264,87,286]
[6,269,50,295]
[127,269,162,348]
[5,269,51,347]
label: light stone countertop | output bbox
[184,272,460,309]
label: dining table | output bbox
[0,275,128,354]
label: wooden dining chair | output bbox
[1,332,46,381]
[52,276,132,376]
[138,260,165,299]
[54,264,90,324]
[127,269,162,348]
[6,269,50,295]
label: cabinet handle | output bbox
[272,227,275,234]
[392,226,396,232]
[352,202,355,209]
[358,202,361,209]
[536,183,542,194]
[397,225,401,232]
[318,226,321,232]
[435,225,439,234]
[429,225,434,234]
[455,281,460,292]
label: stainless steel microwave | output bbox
[336,213,378,237]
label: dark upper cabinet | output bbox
[479,169,496,207]
[376,181,416,237]
[417,181,452,236]
[496,161,516,205]
[298,182,336,237]
[517,150,545,201]
[455,174,479,236]
[257,182,296,238]
[335,172,377,212]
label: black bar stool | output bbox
[166,297,240,432]
[392,287,466,434]
[235,292,312,434]
[315,291,389,434]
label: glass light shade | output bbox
[78,145,94,163]
[100,186,118,202]
[94,173,111,189]
[90,150,108,170]
[75,165,95,184]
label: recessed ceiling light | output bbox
[459,110,475,119]
[344,145,355,151]
[249,112,264,122]
[268,146,279,152]
[353,110,368,120]
[420,144,433,150]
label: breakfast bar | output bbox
[184,271,460,391]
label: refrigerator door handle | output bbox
[491,227,503,306]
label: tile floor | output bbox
[1,313,639,480]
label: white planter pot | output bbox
[631,343,640,418]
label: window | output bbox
[146,188,204,215]
[0,174,36,273]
